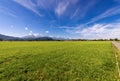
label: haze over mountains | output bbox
[0,33,119,41]
[0,34,66,41]
[0,34,19,40]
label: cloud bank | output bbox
[66,21,120,39]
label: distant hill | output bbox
[21,35,54,41]
[0,34,20,40]
[22,35,39,39]
[0,34,64,41]
[0,34,116,41]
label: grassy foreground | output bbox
[0,41,117,81]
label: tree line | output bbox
[0,38,119,41]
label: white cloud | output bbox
[13,0,42,16]
[10,25,14,28]
[79,0,99,18]
[66,22,120,39]
[37,0,56,9]
[29,31,33,35]
[0,6,17,18]
[25,27,28,30]
[30,31,32,33]
[59,26,75,29]
[45,31,49,33]
[87,6,120,24]
[70,8,79,19]
[70,0,99,19]
[70,0,78,4]
[55,1,69,16]
[12,0,98,19]
[33,33,40,37]
[114,0,120,3]
[28,31,41,37]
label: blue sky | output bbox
[0,0,120,39]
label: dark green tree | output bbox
[115,38,119,41]
[0,38,3,41]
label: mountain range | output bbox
[0,34,65,41]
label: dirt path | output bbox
[112,41,120,50]
[112,41,120,77]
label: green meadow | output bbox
[0,41,118,81]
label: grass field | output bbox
[0,41,117,81]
